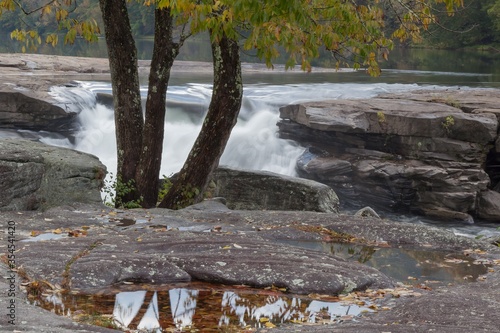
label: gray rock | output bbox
[0,138,105,210]
[279,98,498,144]
[354,206,381,219]
[213,166,340,213]
[477,190,500,221]
[0,90,77,133]
[279,90,500,221]
[15,231,393,295]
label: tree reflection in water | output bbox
[108,287,371,331]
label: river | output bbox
[2,36,500,237]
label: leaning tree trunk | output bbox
[98,0,143,206]
[135,7,180,207]
[159,34,243,209]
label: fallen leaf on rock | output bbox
[340,315,354,321]
[407,276,418,280]
[68,230,87,237]
[463,249,487,255]
[259,317,270,323]
[264,322,276,328]
[222,245,232,250]
[444,258,466,264]
[44,218,53,221]
[30,230,42,237]
[52,228,62,234]
[233,243,242,249]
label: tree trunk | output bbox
[98,0,143,206]
[159,34,243,209]
[136,7,179,207]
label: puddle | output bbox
[21,233,67,242]
[115,218,136,227]
[31,283,377,332]
[281,241,490,285]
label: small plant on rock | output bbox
[441,115,455,135]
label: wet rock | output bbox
[213,166,340,213]
[354,206,381,219]
[477,190,500,221]
[0,138,105,210]
[4,203,500,333]
[0,90,77,133]
[279,89,500,221]
[15,230,393,294]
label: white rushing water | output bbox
[42,81,434,179]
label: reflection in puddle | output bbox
[21,233,66,242]
[33,284,374,332]
[281,241,490,284]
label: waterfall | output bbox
[41,81,440,179]
[42,81,308,178]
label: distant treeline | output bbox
[1,0,499,49]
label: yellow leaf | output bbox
[42,5,52,16]
[222,245,232,250]
[53,228,62,234]
[259,317,269,323]
[264,322,276,328]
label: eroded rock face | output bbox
[213,166,340,213]
[0,90,77,134]
[0,138,105,210]
[279,89,500,222]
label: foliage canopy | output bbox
[1,0,468,74]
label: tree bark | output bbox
[136,7,179,207]
[159,34,243,209]
[98,0,143,206]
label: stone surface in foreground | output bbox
[16,231,392,294]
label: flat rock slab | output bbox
[279,98,498,144]
[2,203,500,333]
[262,270,500,333]
[14,230,393,294]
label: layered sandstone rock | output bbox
[279,89,500,222]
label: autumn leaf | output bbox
[30,230,42,237]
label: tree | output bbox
[2,0,465,210]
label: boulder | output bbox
[0,90,77,133]
[279,89,500,221]
[213,166,339,213]
[0,138,105,210]
[477,190,500,221]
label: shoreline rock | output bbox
[213,166,340,213]
[279,89,500,222]
[0,138,106,211]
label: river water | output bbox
[2,38,500,236]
